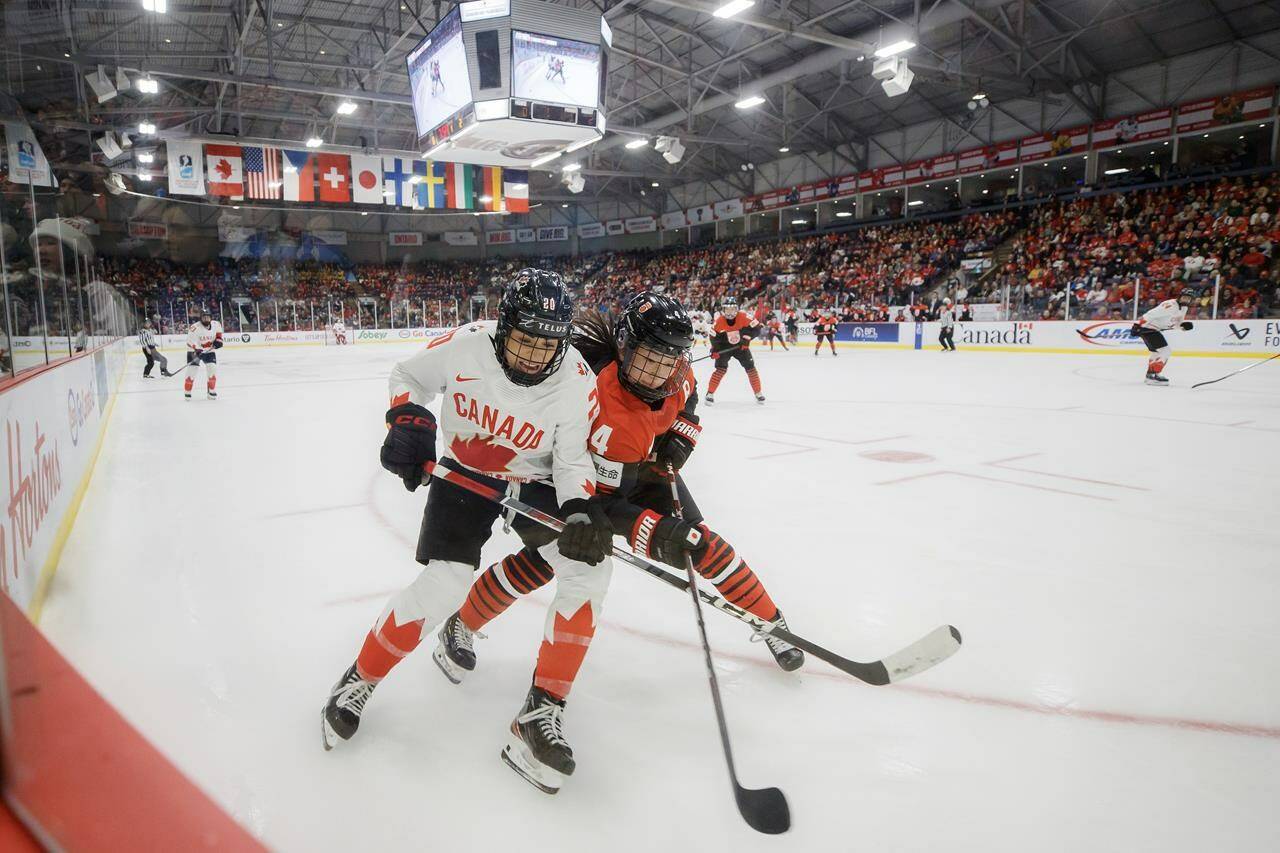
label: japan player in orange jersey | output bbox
[433,292,803,789]
[707,295,765,403]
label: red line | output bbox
[353,473,1276,742]
[983,453,1150,491]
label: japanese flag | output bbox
[351,153,383,205]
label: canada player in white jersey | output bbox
[184,310,224,399]
[331,319,347,345]
[321,269,614,794]
[1132,296,1193,385]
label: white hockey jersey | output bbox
[1138,299,1187,332]
[388,322,597,507]
[187,320,225,352]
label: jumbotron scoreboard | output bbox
[407,0,610,168]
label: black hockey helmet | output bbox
[614,291,693,403]
[494,268,574,387]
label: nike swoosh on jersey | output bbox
[455,374,480,382]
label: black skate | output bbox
[501,686,574,794]
[161,369,174,377]
[755,612,804,672]
[321,663,378,750]
[705,392,715,404]
[143,373,154,379]
[1145,371,1169,386]
[755,393,766,404]
[208,390,218,399]
[184,391,192,400]
[433,612,482,684]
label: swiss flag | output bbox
[351,153,383,205]
[205,144,243,197]
[317,153,351,203]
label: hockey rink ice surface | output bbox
[40,343,1280,852]
[513,54,599,108]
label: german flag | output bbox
[480,166,504,212]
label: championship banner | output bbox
[486,229,515,245]
[4,122,54,186]
[577,222,606,239]
[660,211,687,229]
[516,228,537,243]
[1176,87,1275,133]
[308,230,347,245]
[536,226,568,242]
[388,231,423,246]
[993,140,1020,167]
[127,221,168,240]
[922,154,958,179]
[899,161,925,184]
[879,165,906,188]
[1018,125,1089,162]
[625,216,656,234]
[605,220,625,236]
[713,199,744,219]
[165,139,205,195]
[956,146,999,175]
[857,170,883,190]
[685,205,715,225]
[1092,108,1173,148]
[443,231,478,246]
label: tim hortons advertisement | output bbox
[0,342,126,611]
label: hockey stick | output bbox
[666,463,790,835]
[1192,352,1280,389]
[690,343,746,364]
[423,462,962,686]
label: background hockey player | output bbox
[321,269,614,797]
[140,317,172,378]
[763,314,789,351]
[184,309,223,399]
[814,309,838,356]
[707,296,764,403]
[938,298,957,352]
[331,317,347,345]
[1132,296,1194,385]
[435,292,803,703]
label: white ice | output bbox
[40,342,1280,852]
[410,35,472,136]
[512,54,598,110]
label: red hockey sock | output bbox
[746,368,762,394]
[1148,357,1165,374]
[459,549,555,632]
[183,377,194,392]
[207,376,217,391]
[694,527,779,621]
[355,611,425,681]
[533,603,596,700]
[707,368,726,394]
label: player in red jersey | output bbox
[814,310,838,356]
[433,294,803,786]
[707,296,764,403]
[762,313,789,351]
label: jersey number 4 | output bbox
[589,423,612,456]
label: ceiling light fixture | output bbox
[138,76,159,94]
[873,40,915,58]
[336,101,358,115]
[305,136,323,148]
[712,0,755,18]
[625,138,649,149]
[138,121,156,135]
[735,94,766,110]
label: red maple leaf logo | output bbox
[215,158,233,180]
[450,434,517,473]
[581,479,596,496]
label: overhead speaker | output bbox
[880,60,914,98]
[96,133,123,160]
[85,65,117,103]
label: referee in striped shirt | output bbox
[140,317,172,378]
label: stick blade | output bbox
[882,625,963,684]
[735,784,791,835]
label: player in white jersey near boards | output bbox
[1132,295,1193,385]
[331,318,347,345]
[184,310,224,399]
[321,269,614,794]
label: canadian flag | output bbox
[205,144,243,197]
[351,153,383,205]
[317,153,351,203]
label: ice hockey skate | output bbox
[501,685,575,794]
[321,663,378,750]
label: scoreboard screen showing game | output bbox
[511,30,600,109]
[407,8,474,138]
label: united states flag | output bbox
[243,146,281,199]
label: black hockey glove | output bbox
[650,414,701,474]
[558,496,613,565]
[213,338,224,349]
[186,351,199,365]
[380,402,438,492]
[628,509,704,570]
[1180,321,1194,331]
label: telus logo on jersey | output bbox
[1077,321,1141,347]
[452,393,546,450]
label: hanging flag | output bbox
[409,160,429,210]
[281,149,317,202]
[445,162,474,210]
[243,146,282,199]
[3,122,55,186]
[504,169,529,213]
[317,152,351,203]
[165,139,204,195]
[383,157,412,207]
[480,166,504,212]
[205,143,244,197]
[351,153,383,205]
[424,160,448,209]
